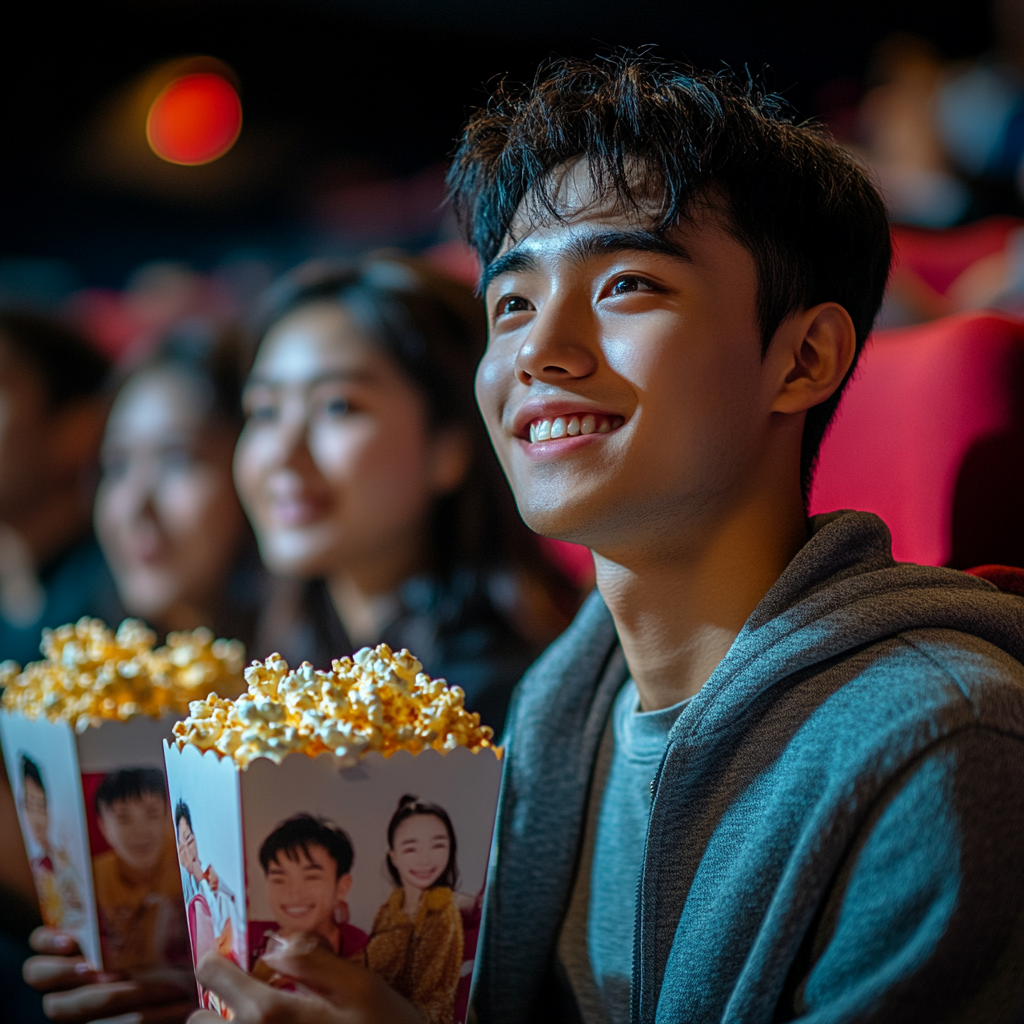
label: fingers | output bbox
[194,953,266,1019]
[260,939,370,1003]
[42,978,195,1024]
[23,955,123,993]
[260,937,422,1023]
[89,1000,195,1024]
[30,928,81,955]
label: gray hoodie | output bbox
[474,511,1024,1023]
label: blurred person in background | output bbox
[94,329,262,646]
[0,310,116,1022]
[938,0,1024,216]
[0,311,118,665]
[236,254,579,735]
[17,330,264,1024]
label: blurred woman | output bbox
[95,331,261,646]
[236,255,578,734]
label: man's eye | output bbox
[497,295,533,317]
[324,397,349,417]
[609,275,652,295]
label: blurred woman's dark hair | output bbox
[249,254,579,629]
[110,322,244,429]
[0,309,110,406]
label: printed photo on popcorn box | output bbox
[164,644,504,1024]
[0,617,245,971]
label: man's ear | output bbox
[336,872,353,901]
[427,425,472,496]
[769,302,857,416]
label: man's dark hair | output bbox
[174,799,192,832]
[95,768,167,815]
[447,54,893,497]
[20,754,44,793]
[259,814,354,879]
[0,310,110,409]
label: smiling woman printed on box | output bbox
[360,796,463,1024]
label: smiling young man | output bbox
[446,55,1024,1024]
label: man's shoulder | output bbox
[839,624,1024,731]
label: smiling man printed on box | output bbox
[444,55,1024,1024]
[252,813,368,978]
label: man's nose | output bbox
[514,295,598,385]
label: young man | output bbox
[443,55,1024,1023]
[19,754,84,932]
[253,814,368,970]
[187,54,1024,1024]
[92,768,188,971]
[175,799,241,964]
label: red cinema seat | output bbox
[809,312,1024,568]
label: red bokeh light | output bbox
[146,73,242,166]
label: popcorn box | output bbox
[0,618,245,971]
[163,646,504,1024]
[0,711,189,970]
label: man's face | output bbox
[176,817,200,876]
[478,169,780,558]
[265,844,351,940]
[23,778,49,849]
[98,792,168,873]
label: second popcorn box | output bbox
[0,618,245,971]
[164,643,503,1024]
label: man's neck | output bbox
[593,481,808,712]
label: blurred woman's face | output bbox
[95,367,245,626]
[234,301,465,581]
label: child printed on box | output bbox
[92,768,189,971]
[19,754,85,932]
[363,796,463,1024]
[252,814,368,982]
[174,799,240,970]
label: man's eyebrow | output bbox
[480,229,691,293]
[480,248,539,294]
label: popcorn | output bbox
[1,618,245,732]
[172,643,497,768]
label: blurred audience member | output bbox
[0,310,114,1023]
[858,34,970,229]
[937,0,1024,214]
[96,330,262,647]
[235,255,579,734]
[0,311,118,666]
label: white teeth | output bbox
[528,414,624,442]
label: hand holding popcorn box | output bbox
[0,617,245,970]
[164,644,503,1024]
